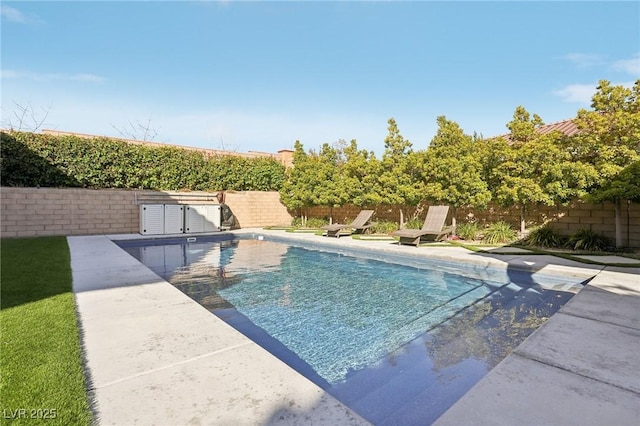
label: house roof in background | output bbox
[536,118,580,136]
[495,118,580,142]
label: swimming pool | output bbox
[119,235,581,425]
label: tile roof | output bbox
[536,118,580,136]
[494,118,580,141]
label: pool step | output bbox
[329,282,574,425]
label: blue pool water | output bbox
[119,235,581,424]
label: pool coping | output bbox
[70,229,640,425]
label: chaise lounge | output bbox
[321,210,377,238]
[392,205,454,246]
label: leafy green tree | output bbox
[506,106,544,142]
[279,141,350,224]
[312,143,348,222]
[477,135,510,195]
[378,118,422,226]
[589,161,640,203]
[341,139,383,206]
[279,141,315,224]
[572,80,640,167]
[421,116,492,229]
[570,80,640,246]
[491,107,589,233]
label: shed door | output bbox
[164,205,184,234]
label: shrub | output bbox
[305,217,329,229]
[567,229,611,251]
[0,131,286,191]
[456,222,481,241]
[371,220,399,234]
[482,221,518,244]
[290,217,328,228]
[404,217,424,229]
[526,225,565,248]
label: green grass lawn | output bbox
[1,237,92,425]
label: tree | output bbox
[312,143,347,222]
[571,80,640,247]
[2,101,52,132]
[589,160,640,247]
[378,118,422,226]
[279,141,315,224]
[279,140,349,224]
[341,139,383,207]
[589,161,640,203]
[490,107,589,233]
[421,116,492,229]
[478,135,510,195]
[506,106,543,143]
[111,116,160,141]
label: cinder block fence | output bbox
[0,187,292,238]
[306,199,639,248]
[1,187,638,248]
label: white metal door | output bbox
[203,205,221,232]
[184,206,204,233]
[140,204,164,235]
[164,205,184,234]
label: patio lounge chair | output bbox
[392,205,454,246]
[321,210,377,238]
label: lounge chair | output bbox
[321,210,377,238]
[392,206,454,246]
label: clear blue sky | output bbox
[2,1,639,155]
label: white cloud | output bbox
[563,52,640,77]
[552,79,638,104]
[612,54,640,76]
[1,5,27,22]
[563,53,605,68]
[618,80,639,90]
[1,5,42,24]
[552,84,596,104]
[1,69,106,83]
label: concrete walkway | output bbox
[435,266,640,426]
[69,234,368,425]
[69,230,640,425]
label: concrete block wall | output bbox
[1,188,139,237]
[224,191,292,228]
[305,200,639,248]
[551,200,639,247]
[1,187,293,238]
[457,200,639,247]
[2,186,637,247]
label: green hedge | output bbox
[0,132,285,191]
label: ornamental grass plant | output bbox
[567,229,612,251]
[525,225,566,248]
[482,221,518,244]
[456,222,481,241]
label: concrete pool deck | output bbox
[69,229,640,425]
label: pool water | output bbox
[120,236,579,425]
